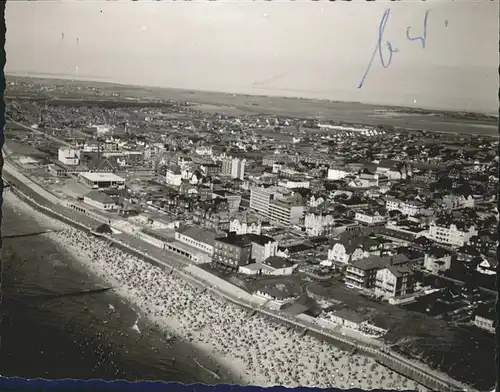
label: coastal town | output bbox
[2,77,498,392]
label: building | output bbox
[253,283,300,310]
[174,225,226,255]
[326,241,370,266]
[385,197,402,212]
[349,173,388,188]
[354,210,387,226]
[400,200,428,217]
[79,172,125,189]
[83,191,117,211]
[166,166,183,187]
[304,213,336,236]
[440,194,475,210]
[213,235,253,268]
[103,151,144,167]
[427,221,478,247]
[200,163,220,177]
[278,179,310,189]
[250,187,276,217]
[239,256,297,276]
[229,216,262,235]
[327,167,350,180]
[260,256,297,275]
[212,190,241,213]
[47,163,66,177]
[269,198,304,226]
[345,255,389,290]
[195,146,213,156]
[375,265,414,298]
[221,157,246,180]
[423,247,452,274]
[320,308,366,331]
[250,186,304,226]
[473,305,496,334]
[58,147,81,166]
[247,234,279,263]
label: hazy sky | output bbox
[5,1,499,113]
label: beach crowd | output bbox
[47,225,425,391]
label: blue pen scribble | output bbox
[406,10,430,49]
[357,8,399,89]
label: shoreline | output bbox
[3,165,474,391]
[3,191,425,390]
[2,191,242,385]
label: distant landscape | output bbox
[5,74,498,137]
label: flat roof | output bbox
[80,172,125,182]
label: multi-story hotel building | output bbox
[213,235,253,268]
[427,221,478,247]
[250,186,304,226]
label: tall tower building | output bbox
[221,157,246,180]
[231,158,246,180]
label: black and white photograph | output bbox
[1,1,498,391]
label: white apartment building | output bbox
[58,147,81,166]
[231,158,246,180]
[250,187,276,217]
[269,199,305,226]
[304,213,335,236]
[427,221,478,247]
[354,211,387,225]
[278,180,310,189]
[250,186,304,226]
[327,168,350,180]
[221,157,246,180]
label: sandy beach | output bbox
[7,193,426,390]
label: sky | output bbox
[5,0,499,114]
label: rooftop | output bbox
[176,225,226,246]
[262,256,295,269]
[216,234,253,247]
[80,172,125,182]
[84,190,116,204]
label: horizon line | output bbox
[5,71,499,118]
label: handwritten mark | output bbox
[357,9,432,89]
[406,10,430,49]
[357,9,399,89]
[445,19,449,27]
